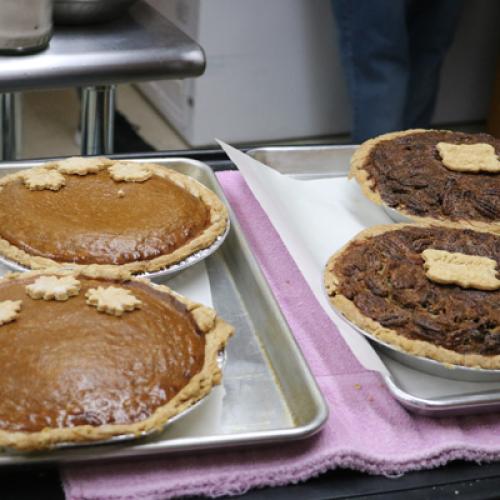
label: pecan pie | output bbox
[0,268,233,451]
[350,129,500,233]
[0,158,228,273]
[324,224,500,369]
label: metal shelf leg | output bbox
[81,85,115,156]
[0,93,22,161]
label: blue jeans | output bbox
[331,0,464,142]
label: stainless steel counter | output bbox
[0,1,205,158]
[0,1,205,92]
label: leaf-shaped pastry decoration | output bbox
[55,156,112,175]
[23,169,66,191]
[26,275,81,301]
[0,300,21,326]
[86,286,142,316]
[108,162,152,182]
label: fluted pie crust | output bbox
[350,129,500,235]
[0,267,233,451]
[0,158,229,273]
[324,223,500,370]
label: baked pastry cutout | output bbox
[55,156,111,175]
[0,268,233,451]
[0,300,21,326]
[86,286,142,316]
[350,129,500,233]
[108,162,152,182]
[26,275,81,301]
[325,223,500,369]
[436,143,500,173]
[422,249,500,291]
[22,168,65,191]
[0,157,228,273]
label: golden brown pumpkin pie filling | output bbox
[0,269,233,450]
[0,159,228,273]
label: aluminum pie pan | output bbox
[142,221,230,280]
[341,313,500,383]
[5,350,227,454]
[0,221,230,280]
[382,204,415,223]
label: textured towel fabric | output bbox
[63,171,500,500]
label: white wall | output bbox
[142,0,500,146]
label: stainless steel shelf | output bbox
[0,1,205,93]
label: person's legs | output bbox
[403,0,464,128]
[331,0,410,142]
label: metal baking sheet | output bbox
[248,145,500,416]
[0,157,327,464]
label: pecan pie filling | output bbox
[0,170,211,265]
[333,226,500,355]
[0,275,205,432]
[364,131,500,221]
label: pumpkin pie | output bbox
[324,224,500,369]
[0,267,233,451]
[350,129,500,234]
[0,157,229,273]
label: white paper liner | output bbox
[217,140,389,375]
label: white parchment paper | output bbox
[164,261,213,307]
[217,140,390,375]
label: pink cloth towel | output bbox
[63,171,500,499]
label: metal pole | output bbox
[81,85,115,156]
[0,93,22,161]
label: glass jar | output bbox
[0,0,53,53]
